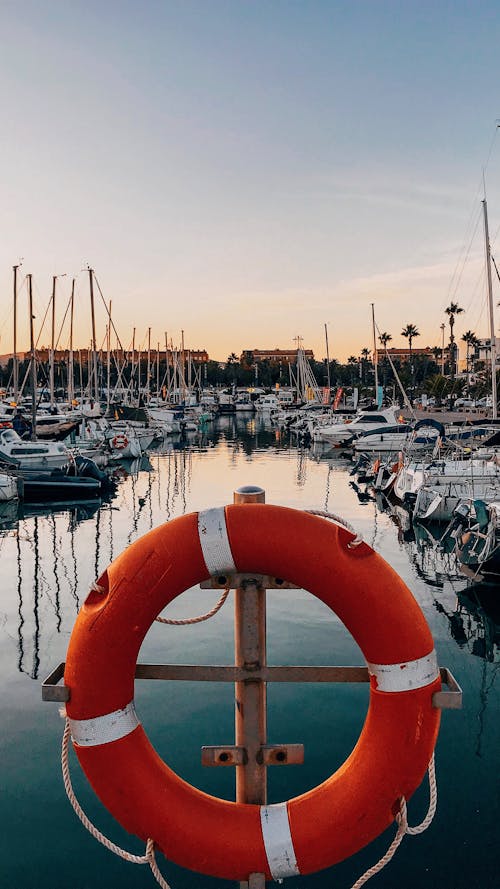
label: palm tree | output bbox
[378,332,392,392]
[445,302,464,379]
[461,330,479,394]
[360,347,370,384]
[401,323,420,352]
[401,324,420,403]
[347,355,358,385]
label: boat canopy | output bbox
[414,418,445,437]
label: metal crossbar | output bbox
[42,662,462,708]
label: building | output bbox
[241,348,315,365]
[384,346,450,364]
[471,338,499,365]
[6,348,209,366]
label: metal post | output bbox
[233,485,267,889]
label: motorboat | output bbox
[254,393,280,412]
[353,423,415,454]
[234,392,255,412]
[413,476,500,523]
[404,458,500,522]
[217,392,236,414]
[0,402,80,440]
[0,428,70,470]
[12,454,116,502]
[313,405,404,446]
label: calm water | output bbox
[0,415,498,889]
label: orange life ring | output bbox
[111,433,128,449]
[64,505,441,882]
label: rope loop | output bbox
[155,587,230,625]
[62,719,171,887]
[350,753,437,888]
[306,508,363,547]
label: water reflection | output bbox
[362,475,500,664]
[1,419,499,695]
[1,417,498,889]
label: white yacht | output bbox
[313,405,403,446]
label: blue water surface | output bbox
[0,415,498,888]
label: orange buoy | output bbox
[64,505,441,881]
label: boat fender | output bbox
[65,504,441,882]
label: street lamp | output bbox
[440,323,445,375]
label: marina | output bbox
[0,414,498,889]
[2,5,500,887]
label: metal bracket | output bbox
[42,663,67,702]
[248,875,266,889]
[202,746,248,766]
[433,667,463,710]
[42,663,462,709]
[201,743,304,767]
[200,574,299,590]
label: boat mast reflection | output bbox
[12,501,104,681]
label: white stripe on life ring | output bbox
[69,701,140,747]
[367,649,439,692]
[260,802,300,880]
[198,508,236,576]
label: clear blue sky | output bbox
[1,0,499,361]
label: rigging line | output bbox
[446,204,483,308]
[444,201,483,310]
[442,121,499,311]
[462,266,487,328]
[92,273,127,353]
[491,219,500,254]
[482,121,500,174]
[31,278,54,348]
[491,253,500,286]
[54,290,73,351]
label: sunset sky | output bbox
[1,1,499,362]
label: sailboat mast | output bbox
[324,322,331,392]
[50,275,56,407]
[68,279,75,407]
[156,341,160,398]
[138,344,142,404]
[482,198,497,419]
[147,326,151,403]
[88,267,99,404]
[164,332,169,396]
[107,301,112,411]
[371,303,378,402]
[27,274,37,440]
[181,329,186,403]
[13,264,20,403]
